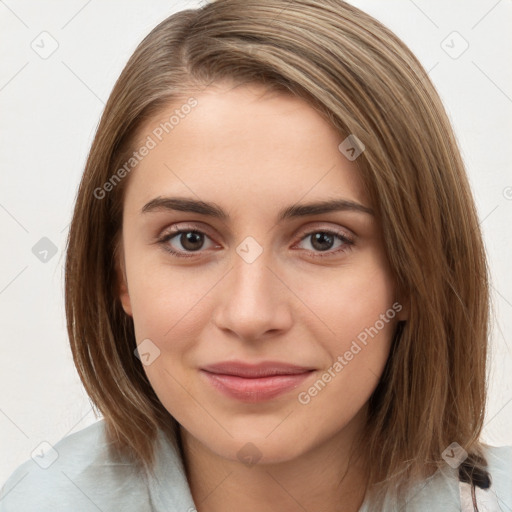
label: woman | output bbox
[1,1,510,511]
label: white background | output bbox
[1,0,511,484]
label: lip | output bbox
[200,361,316,402]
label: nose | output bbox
[211,246,293,342]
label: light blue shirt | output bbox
[1,420,510,511]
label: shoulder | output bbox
[480,444,512,507]
[0,420,152,512]
[426,444,512,512]
[363,444,512,512]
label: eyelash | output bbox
[156,225,354,259]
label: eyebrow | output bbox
[141,196,374,221]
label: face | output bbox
[117,81,406,465]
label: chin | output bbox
[205,434,307,467]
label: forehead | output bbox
[124,82,369,215]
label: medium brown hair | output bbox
[65,0,491,507]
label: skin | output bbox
[117,81,407,512]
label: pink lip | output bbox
[200,361,315,402]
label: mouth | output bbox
[200,361,316,402]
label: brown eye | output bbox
[178,231,206,251]
[309,232,336,251]
[158,229,217,258]
[295,229,354,258]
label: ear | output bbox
[114,240,133,317]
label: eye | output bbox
[156,225,354,259]
[157,227,219,258]
[293,229,354,258]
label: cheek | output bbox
[293,259,397,400]
[297,258,396,341]
[125,251,216,344]
[122,240,399,454]
[125,262,214,422]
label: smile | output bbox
[200,370,315,402]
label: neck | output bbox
[180,408,369,512]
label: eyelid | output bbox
[158,221,354,241]
[158,221,218,240]
[294,222,355,243]
[156,221,355,258]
